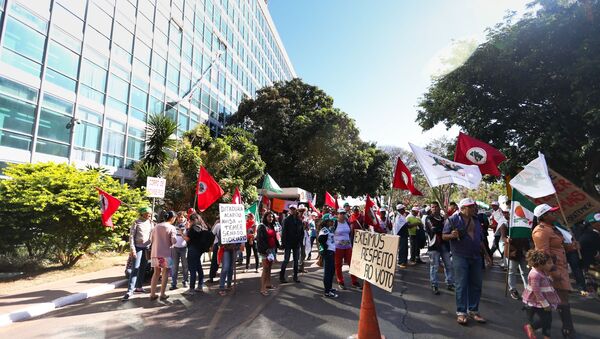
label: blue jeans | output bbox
[453,255,483,315]
[279,246,300,280]
[187,246,204,290]
[219,249,235,289]
[322,250,335,293]
[127,246,148,293]
[429,249,454,287]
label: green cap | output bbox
[138,206,152,214]
[321,213,331,221]
[585,212,600,224]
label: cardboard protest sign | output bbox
[146,177,166,198]
[219,204,247,244]
[349,230,399,292]
[532,169,600,225]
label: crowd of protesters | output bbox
[122,196,600,339]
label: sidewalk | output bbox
[0,264,127,326]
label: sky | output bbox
[268,0,531,149]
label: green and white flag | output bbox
[509,188,536,238]
[262,173,283,193]
[245,201,259,217]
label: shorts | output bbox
[151,256,172,269]
[259,248,276,263]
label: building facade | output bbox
[0,0,295,181]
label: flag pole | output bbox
[553,192,582,259]
[504,236,511,297]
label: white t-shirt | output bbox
[393,214,407,235]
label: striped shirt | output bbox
[522,268,561,309]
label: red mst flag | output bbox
[261,195,271,210]
[364,195,378,227]
[196,166,224,212]
[392,158,423,196]
[97,188,121,228]
[325,191,337,209]
[454,132,506,176]
[232,187,242,204]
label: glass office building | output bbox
[0,0,295,180]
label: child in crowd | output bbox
[522,249,561,339]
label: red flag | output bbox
[325,191,337,209]
[454,132,506,176]
[392,158,423,196]
[261,195,271,210]
[97,188,121,228]
[232,187,242,204]
[364,195,378,227]
[196,166,224,212]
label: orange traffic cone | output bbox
[349,281,385,339]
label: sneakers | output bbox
[510,289,521,300]
[447,284,455,291]
[279,278,289,284]
[398,264,407,269]
[182,289,195,296]
[122,292,132,301]
[432,286,440,295]
[324,291,339,298]
[195,284,207,292]
[293,277,301,283]
[169,285,177,291]
[182,282,187,288]
[338,283,347,290]
[352,282,362,290]
[330,288,337,293]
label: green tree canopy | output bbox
[229,78,390,200]
[417,0,600,198]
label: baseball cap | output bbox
[298,204,307,210]
[288,204,297,210]
[490,201,499,206]
[458,198,476,208]
[379,208,387,212]
[138,206,152,214]
[337,208,347,214]
[584,212,600,223]
[396,204,405,210]
[533,204,559,218]
[343,202,350,207]
[321,213,331,221]
[311,211,318,217]
[411,206,420,212]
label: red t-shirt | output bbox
[266,227,276,249]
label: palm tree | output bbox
[135,114,178,187]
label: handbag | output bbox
[316,254,323,267]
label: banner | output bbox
[409,143,482,189]
[349,230,399,292]
[532,169,600,225]
[510,188,536,238]
[219,204,247,244]
[509,153,555,199]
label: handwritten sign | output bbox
[219,204,247,244]
[146,177,166,198]
[532,169,600,225]
[349,230,399,292]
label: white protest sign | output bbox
[349,230,399,292]
[146,177,166,198]
[219,204,247,244]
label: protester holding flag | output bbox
[425,201,455,295]
[532,204,577,338]
[122,207,154,301]
[257,212,279,296]
[244,213,259,273]
[149,211,177,301]
[442,198,492,325]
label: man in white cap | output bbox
[279,205,303,283]
[443,198,492,325]
[407,206,425,264]
[531,203,576,337]
[393,204,409,268]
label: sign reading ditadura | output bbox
[349,230,399,292]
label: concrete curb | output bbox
[0,278,127,328]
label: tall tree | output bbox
[229,79,390,200]
[135,114,178,187]
[417,0,600,198]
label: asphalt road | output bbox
[1,252,598,339]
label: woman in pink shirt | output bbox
[150,211,177,301]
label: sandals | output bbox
[266,285,277,290]
[469,313,487,323]
[149,295,159,301]
[260,290,269,296]
[456,315,468,325]
[218,290,227,296]
[159,295,169,301]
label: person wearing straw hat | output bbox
[531,203,577,338]
[122,206,154,301]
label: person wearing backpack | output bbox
[183,213,215,296]
[318,214,338,298]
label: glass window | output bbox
[130,108,145,122]
[154,30,168,51]
[167,63,180,86]
[3,17,46,62]
[0,96,36,134]
[36,139,69,157]
[0,77,38,102]
[9,2,48,32]
[151,53,166,76]
[76,106,102,125]
[133,58,150,78]
[87,4,112,34]
[101,154,123,167]
[136,13,153,40]
[128,126,144,138]
[80,59,107,91]
[134,39,151,65]
[50,26,81,53]
[46,41,79,78]
[85,28,110,55]
[56,0,86,18]
[113,23,133,52]
[0,130,32,150]
[0,48,42,78]
[138,0,155,20]
[107,74,129,103]
[38,109,71,143]
[148,95,163,114]
[106,97,128,114]
[45,69,76,92]
[74,122,101,150]
[105,117,125,133]
[127,137,144,160]
[79,85,105,105]
[130,86,147,111]
[112,45,132,66]
[52,4,83,37]
[42,93,73,114]
[72,148,99,162]
[103,129,125,155]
